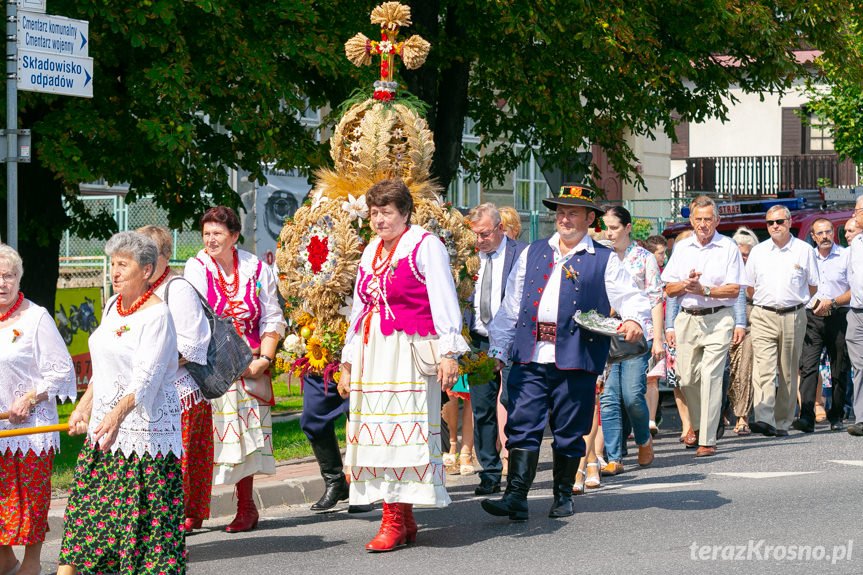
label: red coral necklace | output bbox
[0,292,24,322]
[116,266,171,317]
[372,227,408,276]
[210,248,239,299]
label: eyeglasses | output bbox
[766,219,787,226]
[812,230,832,237]
[0,273,17,285]
[474,230,497,240]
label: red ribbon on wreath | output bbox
[306,236,329,273]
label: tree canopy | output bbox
[2,0,860,308]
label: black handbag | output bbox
[164,277,253,400]
[607,335,649,364]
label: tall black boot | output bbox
[480,448,539,521]
[309,432,350,512]
[548,451,580,518]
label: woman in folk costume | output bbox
[337,179,469,552]
[137,226,213,532]
[185,206,286,533]
[0,244,76,575]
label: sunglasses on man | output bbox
[765,218,787,226]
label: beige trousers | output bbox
[749,306,807,431]
[674,307,734,447]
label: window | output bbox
[807,112,834,153]
[513,146,550,211]
[447,119,482,208]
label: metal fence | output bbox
[60,195,202,264]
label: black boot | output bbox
[481,448,539,521]
[309,433,350,512]
[548,451,579,518]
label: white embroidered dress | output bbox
[184,249,286,484]
[87,297,182,458]
[342,225,469,507]
[0,302,76,456]
[156,277,211,410]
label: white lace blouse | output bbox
[156,277,211,409]
[0,302,76,456]
[87,297,182,458]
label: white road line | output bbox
[600,481,703,492]
[827,460,863,467]
[712,472,817,479]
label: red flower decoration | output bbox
[543,274,548,279]
[306,236,329,273]
[538,288,543,293]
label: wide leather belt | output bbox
[681,306,726,316]
[537,321,557,343]
[756,303,805,314]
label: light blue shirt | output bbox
[811,243,850,306]
[850,234,863,309]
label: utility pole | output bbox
[6,0,18,249]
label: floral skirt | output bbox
[0,449,53,545]
[182,400,213,520]
[58,440,185,575]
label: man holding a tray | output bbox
[482,184,650,521]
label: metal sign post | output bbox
[6,0,19,249]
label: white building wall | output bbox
[622,129,672,200]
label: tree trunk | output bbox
[16,155,68,314]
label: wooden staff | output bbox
[0,423,69,438]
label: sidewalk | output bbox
[46,455,324,541]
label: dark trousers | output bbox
[798,308,849,425]
[470,369,503,482]
[505,362,596,458]
[299,375,349,442]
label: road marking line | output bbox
[827,460,863,467]
[600,481,703,492]
[712,472,817,478]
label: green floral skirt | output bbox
[58,439,186,574]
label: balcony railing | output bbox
[674,155,859,200]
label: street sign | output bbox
[16,0,46,14]
[17,49,93,97]
[17,11,88,57]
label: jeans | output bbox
[600,346,651,463]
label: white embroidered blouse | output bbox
[341,225,470,363]
[87,297,182,458]
[0,302,76,456]
[156,277,211,408]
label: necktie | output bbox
[480,255,493,325]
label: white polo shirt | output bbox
[850,234,863,309]
[746,236,819,307]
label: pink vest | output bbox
[355,233,436,337]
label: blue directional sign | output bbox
[17,11,89,57]
[17,50,93,97]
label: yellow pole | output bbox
[0,423,69,438]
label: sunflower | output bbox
[305,337,330,371]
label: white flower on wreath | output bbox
[341,194,368,224]
[338,295,354,321]
[391,127,403,139]
[352,126,363,138]
[378,40,394,54]
[349,142,362,156]
[284,333,306,356]
[310,189,325,210]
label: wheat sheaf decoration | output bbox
[276,1,477,383]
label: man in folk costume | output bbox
[483,185,651,520]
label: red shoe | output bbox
[226,476,259,533]
[365,502,407,552]
[184,517,203,532]
[400,503,417,544]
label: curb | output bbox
[46,471,324,541]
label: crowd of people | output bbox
[0,184,861,571]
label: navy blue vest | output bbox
[511,239,612,373]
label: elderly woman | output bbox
[599,206,664,475]
[0,245,75,575]
[338,179,469,552]
[137,225,213,532]
[184,206,286,533]
[58,232,184,575]
[727,226,758,435]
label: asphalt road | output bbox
[35,418,863,575]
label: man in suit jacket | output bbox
[465,203,527,496]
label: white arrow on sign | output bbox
[17,50,93,98]
[18,11,89,58]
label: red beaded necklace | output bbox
[0,291,24,322]
[210,247,239,299]
[116,266,171,317]
[372,227,408,276]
